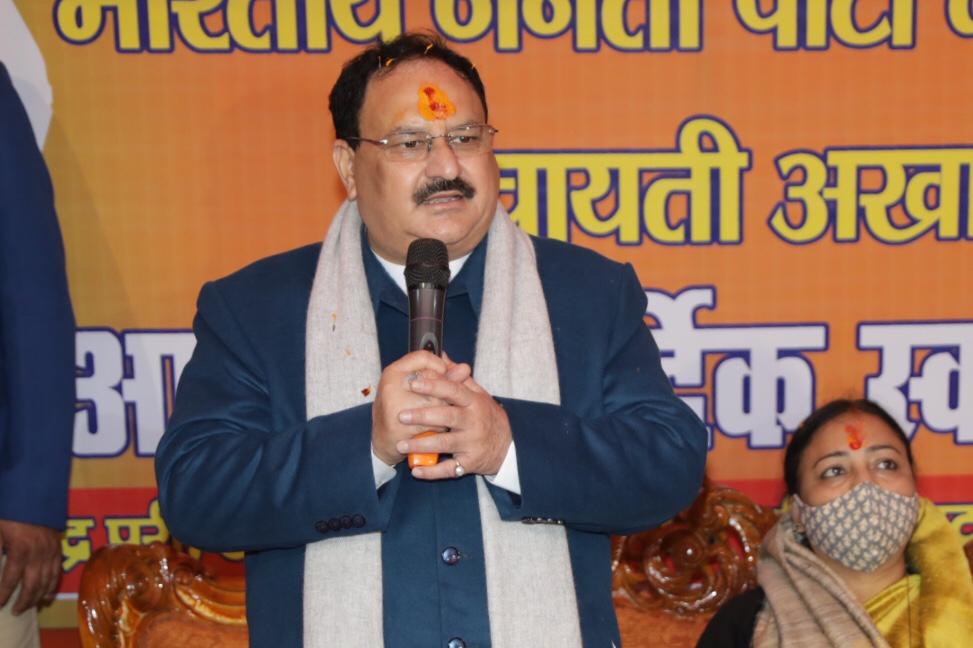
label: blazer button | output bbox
[352,514,366,528]
[440,546,460,565]
[340,515,353,529]
[314,520,329,534]
[327,518,342,531]
[447,638,466,648]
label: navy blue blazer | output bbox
[157,234,707,646]
[0,63,75,530]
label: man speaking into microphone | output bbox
[156,33,706,648]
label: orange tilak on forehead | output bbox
[845,423,864,450]
[418,84,456,121]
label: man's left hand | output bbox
[395,369,512,480]
[0,519,62,614]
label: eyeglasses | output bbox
[348,124,498,161]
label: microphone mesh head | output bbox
[405,238,451,289]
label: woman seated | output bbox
[697,399,973,647]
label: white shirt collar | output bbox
[373,248,471,294]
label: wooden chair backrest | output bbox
[612,480,778,647]
[77,482,972,648]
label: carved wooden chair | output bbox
[78,542,248,647]
[77,481,972,647]
[611,480,778,647]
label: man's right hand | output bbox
[371,351,471,466]
[0,519,62,615]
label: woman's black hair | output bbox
[329,32,487,148]
[783,399,915,495]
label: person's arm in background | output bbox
[0,62,76,614]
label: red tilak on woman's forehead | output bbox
[845,423,863,450]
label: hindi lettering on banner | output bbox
[54,0,141,50]
[74,329,195,457]
[734,0,915,50]
[57,493,245,584]
[769,147,973,244]
[645,286,827,449]
[947,0,973,37]
[498,117,751,244]
[104,499,169,546]
[858,321,973,444]
[62,518,97,573]
[940,504,973,542]
[55,0,402,52]
[434,0,702,52]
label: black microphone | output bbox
[405,238,450,355]
[404,238,450,468]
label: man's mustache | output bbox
[414,178,476,205]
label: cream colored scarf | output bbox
[302,200,582,646]
[754,498,973,647]
[754,515,891,648]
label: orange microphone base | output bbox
[407,430,440,468]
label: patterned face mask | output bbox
[792,481,919,572]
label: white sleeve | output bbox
[484,441,520,495]
[371,447,398,489]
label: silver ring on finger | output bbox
[453,459,466,478]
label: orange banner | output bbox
[3,0,972,627]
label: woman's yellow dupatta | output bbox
[865,499,973,647]
[865,573,919,646]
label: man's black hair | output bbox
[329,32,488,148]
[783,398,915,496]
